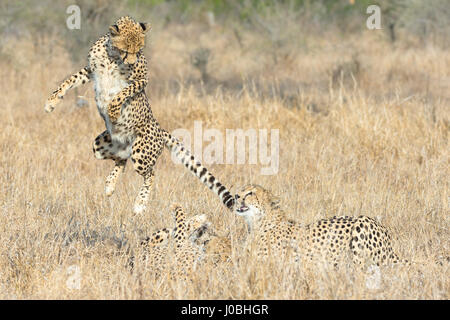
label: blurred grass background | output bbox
[2,0,450,61]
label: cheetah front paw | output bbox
[108,111,121,123]
[107,99,122,123]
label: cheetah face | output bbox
[109,16,150,65]
[185,214,211,243]
[234,185,271,228]
[234,185,281,230]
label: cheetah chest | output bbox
[91,57,133,143]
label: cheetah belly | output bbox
[92,66,134,146]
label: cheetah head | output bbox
[185,214,211,243]
[109,16,150,65]
[234,184,280,230]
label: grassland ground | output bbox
[0,17,448,299]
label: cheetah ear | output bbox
[139,22,150,33]
[109,24,120,36]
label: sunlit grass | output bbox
[0,22,448,299]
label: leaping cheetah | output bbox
[44,16,235,214]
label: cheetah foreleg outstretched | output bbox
[44,67,91,113]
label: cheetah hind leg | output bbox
[93,130,129,197]
[130,132,163,215]
[133,169,155,215]
[105,159,127,196]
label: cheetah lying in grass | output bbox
[234,184,408,268]
[139,204,231,278]
[140,204,208,277]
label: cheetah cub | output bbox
[234,184,407,267]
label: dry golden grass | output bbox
[0,23,448,299]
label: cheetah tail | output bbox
[392,252,411,266]
[162,129,235,210]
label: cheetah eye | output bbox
[196,227,205,238]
